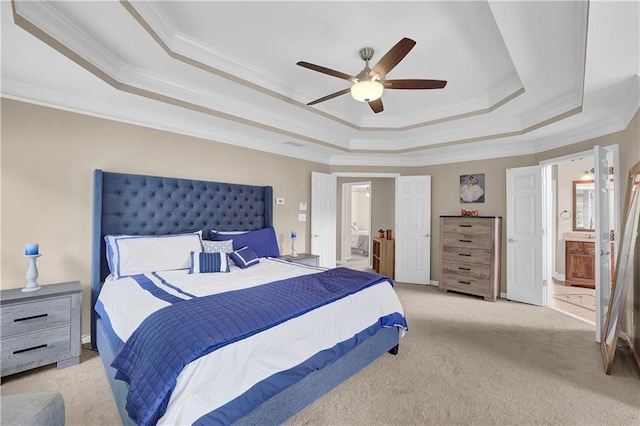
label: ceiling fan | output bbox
[297,37,447,114]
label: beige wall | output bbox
[2,98,638,345]
[0,99,328,336]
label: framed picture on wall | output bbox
[460,174,485,203]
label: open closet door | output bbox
[311,172,336,268]
[594,145,615,343]
[506,166,544,305]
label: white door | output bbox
[506,166,544,305]
[594,145,613,342]
[311,172,336,268]
[395,176,431,284]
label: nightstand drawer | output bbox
[1,326,72,373]
[1,297,71,336]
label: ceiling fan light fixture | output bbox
[350,80,384,102]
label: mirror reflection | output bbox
[573,180,595,231]
[601,162,640,374]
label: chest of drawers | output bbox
[1,281,82,376]
[438,216,502,302]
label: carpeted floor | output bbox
[1,284,638,425]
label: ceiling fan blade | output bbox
[383,79,447,89]
[297,62,358,83]
[368,98,384,113]
[306,88,351,106]
[369,37,416,80]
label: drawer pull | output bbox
[458,267,471,271]
[458,280,471,285]
[459,224,472,228]
[458,253,471,257]
[13,344,48,355]
[14,313,48,322]
[459,239,472,243]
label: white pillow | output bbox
[105,231,202,279]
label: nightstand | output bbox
[1,281,82,377]
[279,253,320,267]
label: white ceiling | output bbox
[2,1,638,166]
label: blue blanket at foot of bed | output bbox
[112,267,406,426]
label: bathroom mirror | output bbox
[573,180,595,231]
[601,161,640,375]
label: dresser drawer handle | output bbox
[14,313,48,322]
[458,253,471,257]
[459,224,472,228]
[13,344,48,355]
[458,267,471,271]
[459,239,472,243]
[458,280,471,285]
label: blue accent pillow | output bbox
[229,246,260,269]
[211,226,280,258]
[189,252,230,274]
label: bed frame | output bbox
[90,169,399,424]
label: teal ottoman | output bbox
[0,392,65,426]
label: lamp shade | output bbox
[350,80,384,102]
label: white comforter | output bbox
[97,258,405,425]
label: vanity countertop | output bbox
[564,232,595,242]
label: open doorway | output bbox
[342,182,372,270]
[543,149,618,327]
[550,156,597,323]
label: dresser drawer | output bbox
[1,296,71,336]
[442,232,491,249]
[1,326,72,373]
[441,260,492,280]
[442,218,492,235]
[441,245,491,264]
[440,274,492,297]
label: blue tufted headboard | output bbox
[90,170,273,348]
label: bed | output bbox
[90,170,407,425]
[350,222,370,256]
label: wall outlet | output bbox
[299,202,307,211]
[298,213,306,222]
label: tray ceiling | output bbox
[2,0,638,166]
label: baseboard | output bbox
[553,272,566,282]
[428,280,438,287]
[500,292,507,299]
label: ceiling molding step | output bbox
[14,1,353,153]
[125,1,300,109]
[14,0,123,78]
[517,89,583,130]
[124,1,177,49]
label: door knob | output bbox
[423,234,430,238]
[313,234,320,238]
[601,250,610,256]
[508,238,517,243]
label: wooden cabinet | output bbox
[279,253,319,267]
[372,237,394,280]
[438,216,502,302]
[564,240,616,288]
[1,281,82,377]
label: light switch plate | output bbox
[276,198,285,205]
[299,202,307,211]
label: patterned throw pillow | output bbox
[229,246,260,269]
[202,239,234,254]
[189,252,230,274]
